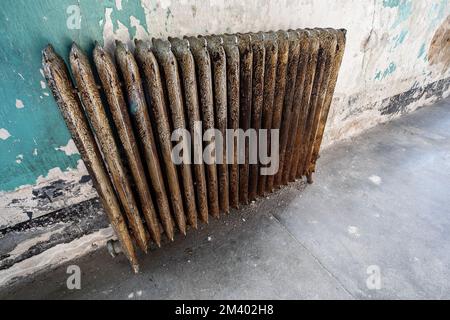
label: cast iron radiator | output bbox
[42,28,346,272]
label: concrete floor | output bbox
[1,98,450,300]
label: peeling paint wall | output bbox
[0,0,449,276]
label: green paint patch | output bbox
[393,29,408,48]
[384,0,413,29]
[375,62,397,80]
[0,0,147,191]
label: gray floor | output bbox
[1,98,450,300]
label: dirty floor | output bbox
[1,98,450,300]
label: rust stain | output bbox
[222,34,240,209]
[266,31,289,193]
[237,33,253,204]
[274,30,301,188]
[43,28,347,271]
[257,32,278,196]
[205,35,229,214]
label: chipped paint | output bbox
[0,227,114,287]
[0,0,449,276]
[347,226,361,238]
[0,128,11,140]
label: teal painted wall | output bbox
[0,0,147,191]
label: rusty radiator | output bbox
[42,28,346,271]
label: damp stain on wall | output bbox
[428,14,450,73]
